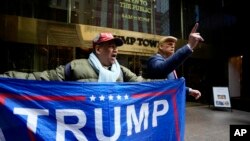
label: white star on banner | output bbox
[124,94,129,100]
[116,95,122,100]
[109,95,114,100]
[90,95,96,101]
[99,95,105,101]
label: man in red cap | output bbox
[92,33,123,67]
[1,32,147,82]
[63,32,146,82]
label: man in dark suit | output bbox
[146,23,203,100]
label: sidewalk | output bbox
[185,103,250,141]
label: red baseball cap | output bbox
[93,33,123,48]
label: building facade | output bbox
[0,0,178,74]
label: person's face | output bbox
[95,40,118,66]
[160,41,176,57]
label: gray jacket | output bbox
[0,59,146,82]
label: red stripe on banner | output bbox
[131,89,176,98]
[0,95,5,105]
[172,93,181,141]
[28,129,36,141]
[0,93,86,105]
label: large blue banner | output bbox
[0,77,186,141]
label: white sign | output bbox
[212,87,231,108]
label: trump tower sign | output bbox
[0,77,186,141]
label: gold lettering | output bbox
[131,5,151,13]
[139,0,148,6]
[122,14,133,20]
[120,2,132,9]
[122,14,150,22]
[131,0,140,4]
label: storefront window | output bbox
[0,42,74,73]
[117,54,149,76]
[88,0,171,35]
[1,0,170,36]
[0,0,170,74]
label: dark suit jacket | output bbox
[146,45,193,93]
